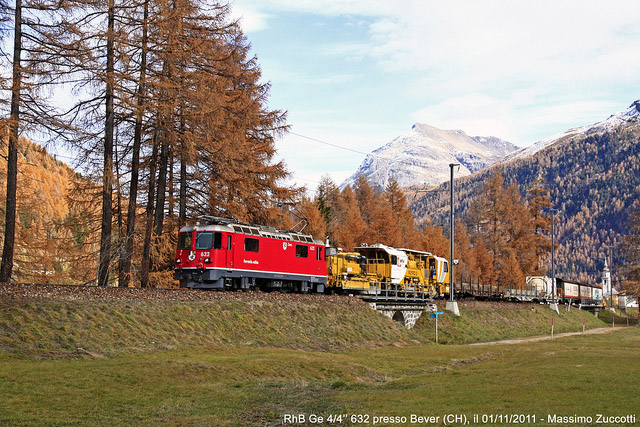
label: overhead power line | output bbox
[290,132,374,157]
[288,131,443,186]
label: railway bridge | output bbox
[363,297,437,329]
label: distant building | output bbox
[601,259,613,297]
[617,292,638,309]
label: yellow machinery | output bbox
[426,255,450,297]
[325,244,445,298]
[401,249,438,296]
[326,248,378,294]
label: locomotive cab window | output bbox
[196,232,213,250]
[296,244,308,258]
[316,247,323,261]
[178,232,192,250]
[244,237,259,252]
[391,255,398,265]
[443,262,449,272]
[213,232,222,250]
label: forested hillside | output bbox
[410,126,640,284]
[0,137,98,284]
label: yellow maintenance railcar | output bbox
[325,244,448,298]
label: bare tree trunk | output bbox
[120,0,149,288]
[154,138,169,237]
[178,111,187,226]
[115,142,126,287]
[98,0,116,286]
[140,128,159,288]
[179,150,187,225]
[1,0,22,283]
[168,146,174,219]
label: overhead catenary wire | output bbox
[287,131,442,189]
[290,131,404,164]
[290,132,374,157]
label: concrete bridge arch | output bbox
[368,302,435,329]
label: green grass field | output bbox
[1,290,639,426]
[1,328,638,426]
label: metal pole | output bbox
[551,212,555,304]
[449,163,457,302]
[445,163,461,316]
[609,247,613,309]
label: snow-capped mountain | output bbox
[343,123,519,189]
[502,99,640,163]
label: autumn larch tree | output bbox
[420,220,449,259]
[331,185,366,251]
[385,177,419,248]
[135,2,293,286]
[466,171,535,286]
[0,0,86,282]
[118,0,151,288]
[526,175,552,275]
[353,175,393,245]
[0,0,21,282]
[622,208,640,298]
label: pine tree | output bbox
[353,175,395,245]
[473,242,495,284]
[503,182,536,276]
[315,175,340,238]
[97,0,117,287]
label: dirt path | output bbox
[469,326,633,346]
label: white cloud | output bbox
[231,0,640,180]
[244,0,640,103]
[229,3,271,32]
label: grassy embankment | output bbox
[413,300,615,344]
[2,291,639,425]
[0,294,414,358]
[1,293,617,357]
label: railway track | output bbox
[0,282,360,304]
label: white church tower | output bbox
[602,259,614,311]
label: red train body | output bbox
[174,217,327,292]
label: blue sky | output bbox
[232,0,640,189]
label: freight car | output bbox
[556,278,603,307]
[174,216,449,298]
[458,276,604,307]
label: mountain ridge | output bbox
[502,100,640,163]
[409,99,640,284]
[343,123,519,189]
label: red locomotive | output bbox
[174,216,327,292]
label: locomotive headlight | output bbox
[204,258,211,264]
[175,258,181,264]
